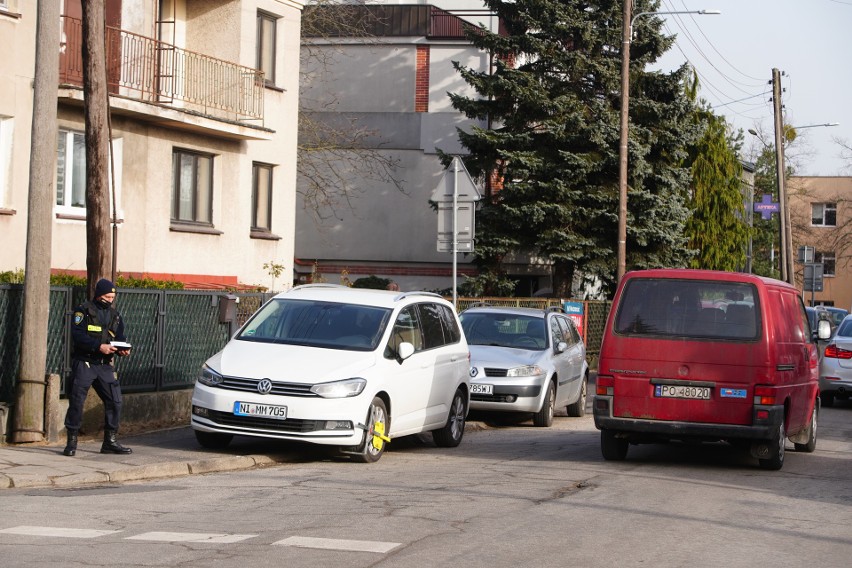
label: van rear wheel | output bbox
[601,429,628,461]
[758,422,786,470]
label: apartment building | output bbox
[788,176,852,310]
[0,0,304,289]
[294,1,505,292]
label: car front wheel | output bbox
[533,381,556,427]
[351,397,389,463]
[433,389,466,447]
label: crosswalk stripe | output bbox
[125,532,257,544]
[273,536,401,554]
[0,526,119,539]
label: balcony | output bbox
[59,16,269,139]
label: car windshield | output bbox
[614,279,760,340]
[237,298,392,351]
[460,312,546,350]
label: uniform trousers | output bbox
[64,359,123,432]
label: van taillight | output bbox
[824,344,852,359]
[754,386,776,405]
[597,375,614,396]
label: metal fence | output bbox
[0,286,274,403]
[0,287,611,404]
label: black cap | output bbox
[94,278,115,299]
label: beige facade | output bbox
[788,176,852,310]
[0,0,303,290]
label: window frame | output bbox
[251,162,274,231]
[256,10,278,86]
[0,116,11,209]
[811,202,837,227]
[171,148,214,226]
[817,251,836,277]
[55,127,123,219]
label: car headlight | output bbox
[310,378,367,398]
[198,365,224,387]
[506,365,545,378]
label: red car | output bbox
[594,269,830,470]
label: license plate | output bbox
[654,385,711,400]
[471,383,493,395]
[233,401,288,420]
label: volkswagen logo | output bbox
[257,378,273,395]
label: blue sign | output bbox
[562,301,583,315]
[754,194,780,220]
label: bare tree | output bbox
[82,0,111,296]
[298,0,404,224]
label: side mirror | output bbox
[397,342,415,361]
[555,341,568,354]
[817,319,832,341]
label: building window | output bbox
[55,128,123,216]
[172,149,213,224]
[56,129,86,209]
[817,252,836,277]
[252,162,273,231]
[811,203,836,227]
[256,11,277,86]
[0,117,12,207]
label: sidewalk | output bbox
[0,427,303,490]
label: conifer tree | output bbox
[448,0,702,295]
[685,115,750,270]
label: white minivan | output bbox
[191,285,470,462]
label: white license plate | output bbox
[471,384,493,395]
[233,401,288,420]
[655,385,711,400]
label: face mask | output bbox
[95,298,112,309]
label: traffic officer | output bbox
[63,278,133,456]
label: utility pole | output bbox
[82,0,112,296]
[616,0,631,283]
[771,68,794,285]
[12,0,61,443]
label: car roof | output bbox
[274,284,447,309]
[622,268,794,290]
[460,305,553,318]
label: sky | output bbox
[652,0,852,176]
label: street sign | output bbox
[804,263,824,292]
[754,194,780,220]
[430,157,482,203]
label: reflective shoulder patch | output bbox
[73,312,84,325]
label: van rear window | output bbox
[614,279,759,340]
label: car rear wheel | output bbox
[566,374,588,418]
[351,397,389,463]
[758,422,786,470]
[794,405,818,453]
[194,430,233,450]
[433,389,466,447]
[601,429,628,461]
[533,381,556,427]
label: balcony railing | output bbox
[59,16,264,125]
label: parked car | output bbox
[459,305,589,427]
[594,269,830,470]
[819,314,852,407]
[820,306,848,327]
[190,285,470,462]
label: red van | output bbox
[594,269,829,470]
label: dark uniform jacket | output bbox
[71,300,127,364]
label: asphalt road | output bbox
[1,401,850,568]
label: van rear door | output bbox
[604,277,766,426]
